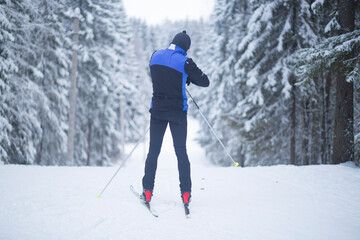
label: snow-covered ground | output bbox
[1,118,360,240]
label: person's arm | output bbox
[185,58,210,87]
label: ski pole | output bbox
[97,126,150,198]
[186,88,239,167]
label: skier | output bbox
[141,31,209,208]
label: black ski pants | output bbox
[142,111,191,194]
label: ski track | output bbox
[1,118,360,240]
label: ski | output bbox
[130,185,158,218]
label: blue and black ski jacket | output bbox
[149,44,209,113]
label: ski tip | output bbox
[96,194,101,198]
[234,162,239,167]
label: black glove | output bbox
[186,78,191,86]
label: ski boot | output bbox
[140,189,152,205]
[182,192,191,216]
[181,192,191,207]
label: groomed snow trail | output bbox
[1,119,360,240]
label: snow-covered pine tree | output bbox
[329,0,355,164]
[0,1,16,163]
[293,0,338,165]
[199,0,319,166]
[0,0,71,165]
[31,0,71,165]
[101,0,147,163]
[196,0,251,166]
[296,0,359,164]
[67,0,145,166]
[355,0,360,167]
[130,19,152,96]
[355,75,360,166]
[0,0,48,164]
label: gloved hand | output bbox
[186,78,191,86]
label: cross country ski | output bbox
[130,185,158,218]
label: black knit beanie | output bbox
[171,30,191,52]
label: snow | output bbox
[325,17,341,33]
[244,120,252,132]
[246,68,259,87]
[261,1,276,23]
[281,63,292,99]
[311,0,325,13]
[1,118,360,240]
[246,88,264,106]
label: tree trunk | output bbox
[238,147,245,167]
[100,116,105,167]
[354,79,360,166]
[332,71,354,163]
[290,74,296,165]
[99,97,108,166]
[67,17,79,166]
[321,73,332,164]
[332,0,355,164]
[302,99,310,166]
[120,92,125,161]
[86,121,92,166]
[36,130,43,165]
[289,2,298,166]
[337,0,355,34]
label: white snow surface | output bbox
[1,118,360,240]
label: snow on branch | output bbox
[295,30,360,84]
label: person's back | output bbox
[149,32,209,113]
[150,44,190,112]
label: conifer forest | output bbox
[1,0,359,167]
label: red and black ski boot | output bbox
[182,192,191,206]
[140,189,152,205]
[182,192,191,216]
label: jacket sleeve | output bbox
[184,58,210,87]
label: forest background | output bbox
[0,0,359,167]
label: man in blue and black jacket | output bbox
[141,31,209,207]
